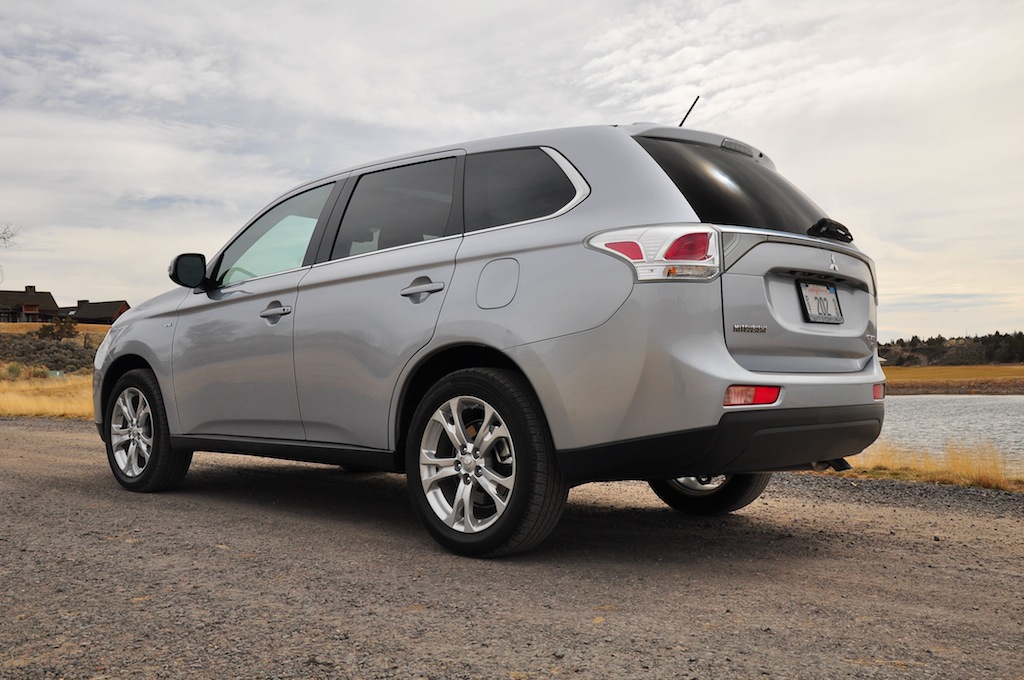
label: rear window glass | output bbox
[635,136,826,235]
[464,148,577,231]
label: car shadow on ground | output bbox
[133,452,839,567]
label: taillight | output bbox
[664,233,711,261]
[589,225,721,281]
[873,383,886,400]
[724,385,781,407]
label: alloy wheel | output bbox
[418,395,516,534]
[109,386,154,478]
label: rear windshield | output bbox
[635,136,826,235]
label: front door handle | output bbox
[400,280,445,298]
[260,304,293,318]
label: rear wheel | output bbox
[406,368,568,557]
[105,369,192,492]
[648,473,772,515]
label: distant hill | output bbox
[880,332,1024,366]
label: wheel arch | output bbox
[394,344,534,471]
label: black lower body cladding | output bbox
[556,404,884,485]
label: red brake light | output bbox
[873,383,886,400]
[724,385,781,407]
[664,233,710,261]
[604,241,644,261]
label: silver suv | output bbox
[94,123,885,556]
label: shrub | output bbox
[0,333,97,373]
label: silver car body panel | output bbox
[171,268,307,440]
[503,266,883,451]
[294,237,459,447]
[721,239,877,373]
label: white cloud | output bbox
[1,0,1022,338]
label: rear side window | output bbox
[635,136,826,235]
[464,148,577,231]
[331,158,456,259]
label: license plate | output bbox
[798,281,844,324]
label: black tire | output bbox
[405,368,568,557]
[104,369,192,492]
[648,473,772,515]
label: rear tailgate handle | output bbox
[259,304,293,318]
[400,280,445,297]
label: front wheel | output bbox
[105,369,192,492]
[406,368,568,557]
[648,473,772,515]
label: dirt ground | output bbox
[2,418,1022,679]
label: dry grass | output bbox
[842,441,1024,493]
[884,365,1024,382]
[883,365,1024,395]
[0,374,94,418]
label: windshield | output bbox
[635,136,827,235]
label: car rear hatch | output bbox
[635,133,878,374]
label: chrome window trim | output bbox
[211,264,313,291]
[540,146,591,217]
[309,232,464,269]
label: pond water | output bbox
[874,395,1024,474]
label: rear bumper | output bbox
[555,403,883,485]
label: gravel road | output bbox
[2,417,1022,679]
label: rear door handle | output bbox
[400,281,445,297]
[260,304,293,318]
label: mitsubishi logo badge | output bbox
[829,254,839,272]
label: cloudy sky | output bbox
[1,0,1021,341]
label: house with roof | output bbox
[0,286,60,323]
[0,286,130,324]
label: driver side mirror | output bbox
[168,253,209,289]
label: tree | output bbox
[37,317,79,340]
[0,223,17,283]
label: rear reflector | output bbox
[873,383,886,400]
[604,241,643,261]
[724,385,781,407]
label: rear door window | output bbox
[464,148,578,231]
[331,158,457,259]
[635,136,826,235]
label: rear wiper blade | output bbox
[807,218,853,243]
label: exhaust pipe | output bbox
[811,458,852,472]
